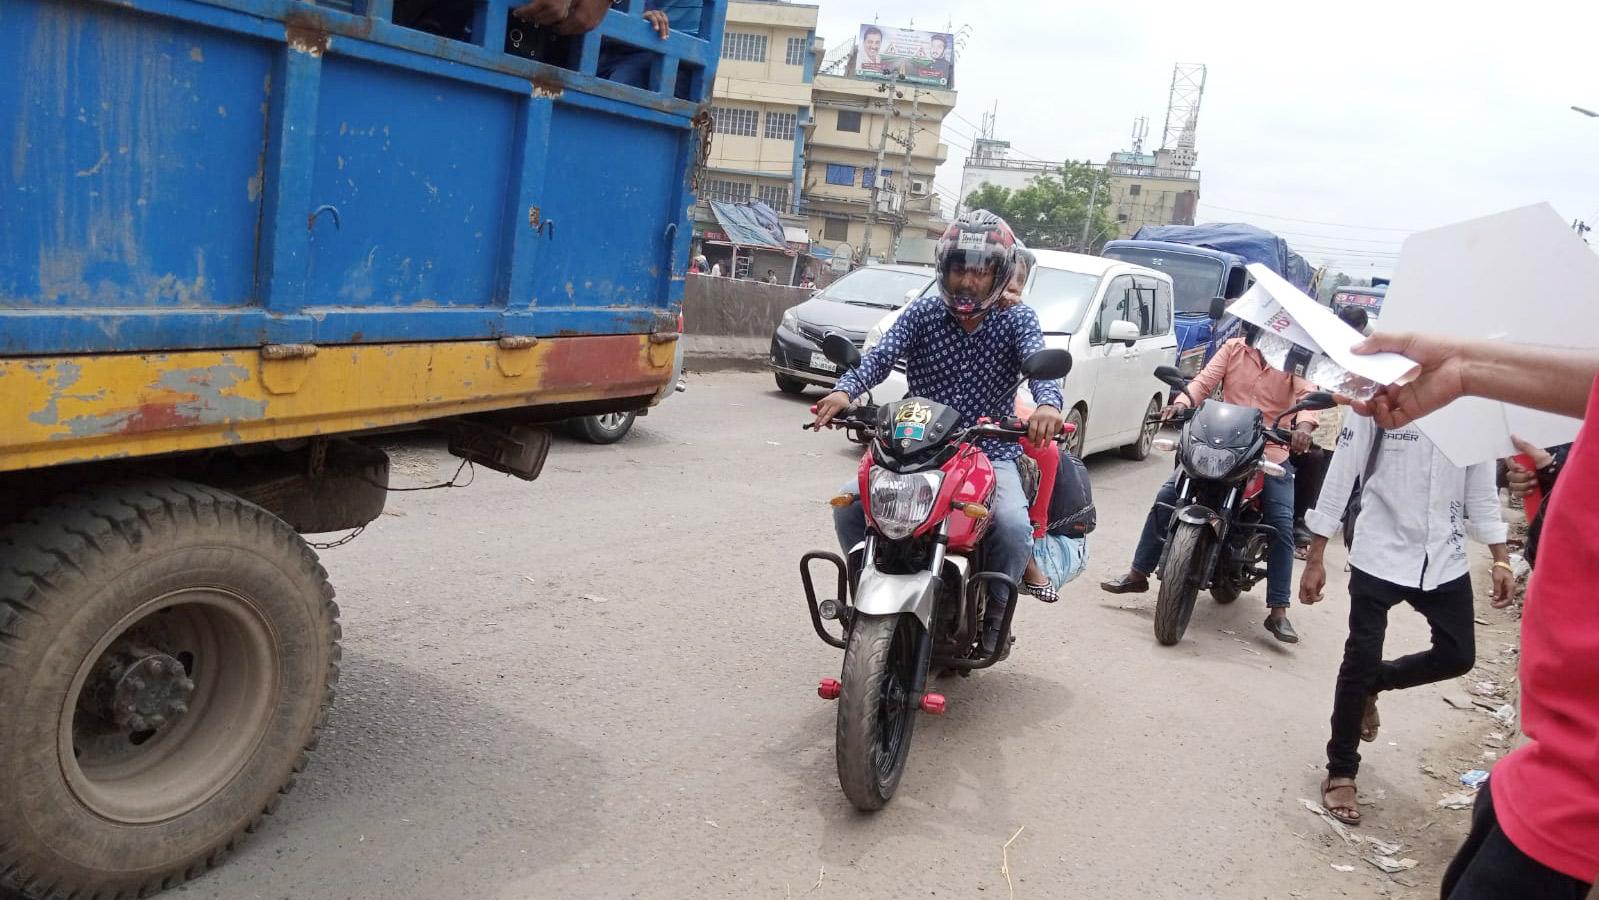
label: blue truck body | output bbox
[1,0,724,357]
[1103,224,1315,377]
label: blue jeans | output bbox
[1130,463,1296,608]
[834,456,1033,627]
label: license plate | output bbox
[810,352,838,373]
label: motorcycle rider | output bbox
[1100,326,1320,643]
[813,211,1065,655]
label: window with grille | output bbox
[702,179,752,204]
[823,217,849,242]
[758,185,790,211]
[825,164,856,186]
[785,37,807,66]
[722,32,768,62]
[764,111,797,141]
[711,106,758,137]
[1129,184,1142,196]
[836,110,862,133]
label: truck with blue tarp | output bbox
[1101,223,1315,378]
[0,0,723,895]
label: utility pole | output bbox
[1078,167,1103,251]
[860,79,900,266]
[887,87,922,264]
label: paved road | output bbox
[178,372,1514,900]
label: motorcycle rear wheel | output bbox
[1155,523,1210,646]
[836,613,920,811]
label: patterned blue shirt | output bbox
[835,296,1065,461]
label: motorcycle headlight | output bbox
[781,308,800,333]
[1183,441,1239,480]
[867,469,944,540]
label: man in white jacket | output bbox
[1298,411,1514,826]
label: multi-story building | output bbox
[802,70,953,267]
[956,141,1201,244]
[955,137,1053,211]
[1104,148,1199,238]
[694,0,818,279]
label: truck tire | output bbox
[0,480,339,900]
[835,613,919,811]
[1154,522,1209,646]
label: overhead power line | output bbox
[1199,203,1421,232]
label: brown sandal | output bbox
[1360,695,1380,743]
[1322,777,1361,825]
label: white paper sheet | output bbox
[1376,203,1598,467]
[1243,264,1418,387]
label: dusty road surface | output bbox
[167,372,1518,900]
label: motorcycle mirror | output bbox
[821,333,861,370]
[1153,365,1188,390]
[1021,348,1073,382]
[1299,391,1338,412]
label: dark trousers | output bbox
[1441,780,1592,899]
[1292,446,1332,538]
[1326,568,1476,778]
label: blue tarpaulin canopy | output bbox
[708,200,788,250]
[1133,223,1314,291]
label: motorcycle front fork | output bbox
[1156,477,1238,587]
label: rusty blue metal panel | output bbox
[0,0,726,355]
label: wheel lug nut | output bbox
[176,678,196,694]
[128,715,149,732]
[167,701,188,716]
[127,677,145,692]
[149,660,165,676]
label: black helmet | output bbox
[935,210,1018,321]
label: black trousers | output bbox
[1291,445,1332,537]
[1326,567,1476,778]
[1441,780,1592,899]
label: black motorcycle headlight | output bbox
[1183,442,1239,480]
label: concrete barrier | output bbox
[680,274,813,371]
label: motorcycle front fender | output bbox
[1176,503,1225,538]
[854,567,938,630]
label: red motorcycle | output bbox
[801,335,1074,810]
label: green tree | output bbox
[962,161,1116,252]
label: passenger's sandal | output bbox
[1025,579,1060,603]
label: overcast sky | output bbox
[811,0,1599,277]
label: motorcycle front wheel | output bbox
[835,613,921,811]
[1155,522,1211,646]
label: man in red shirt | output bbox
[1351,333,1597,898]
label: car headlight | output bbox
[867,469,944,540]
[781,308,800,333]
[1183,441,1239,480]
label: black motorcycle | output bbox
[1146,366,1335,645]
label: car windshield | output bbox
[1023,268,1102,332]
[816,268,932,310]
[1103,248,1224,314]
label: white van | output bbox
[864,250,1178,460]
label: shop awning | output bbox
[708,200,788,250]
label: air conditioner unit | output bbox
[910,180,929,197]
